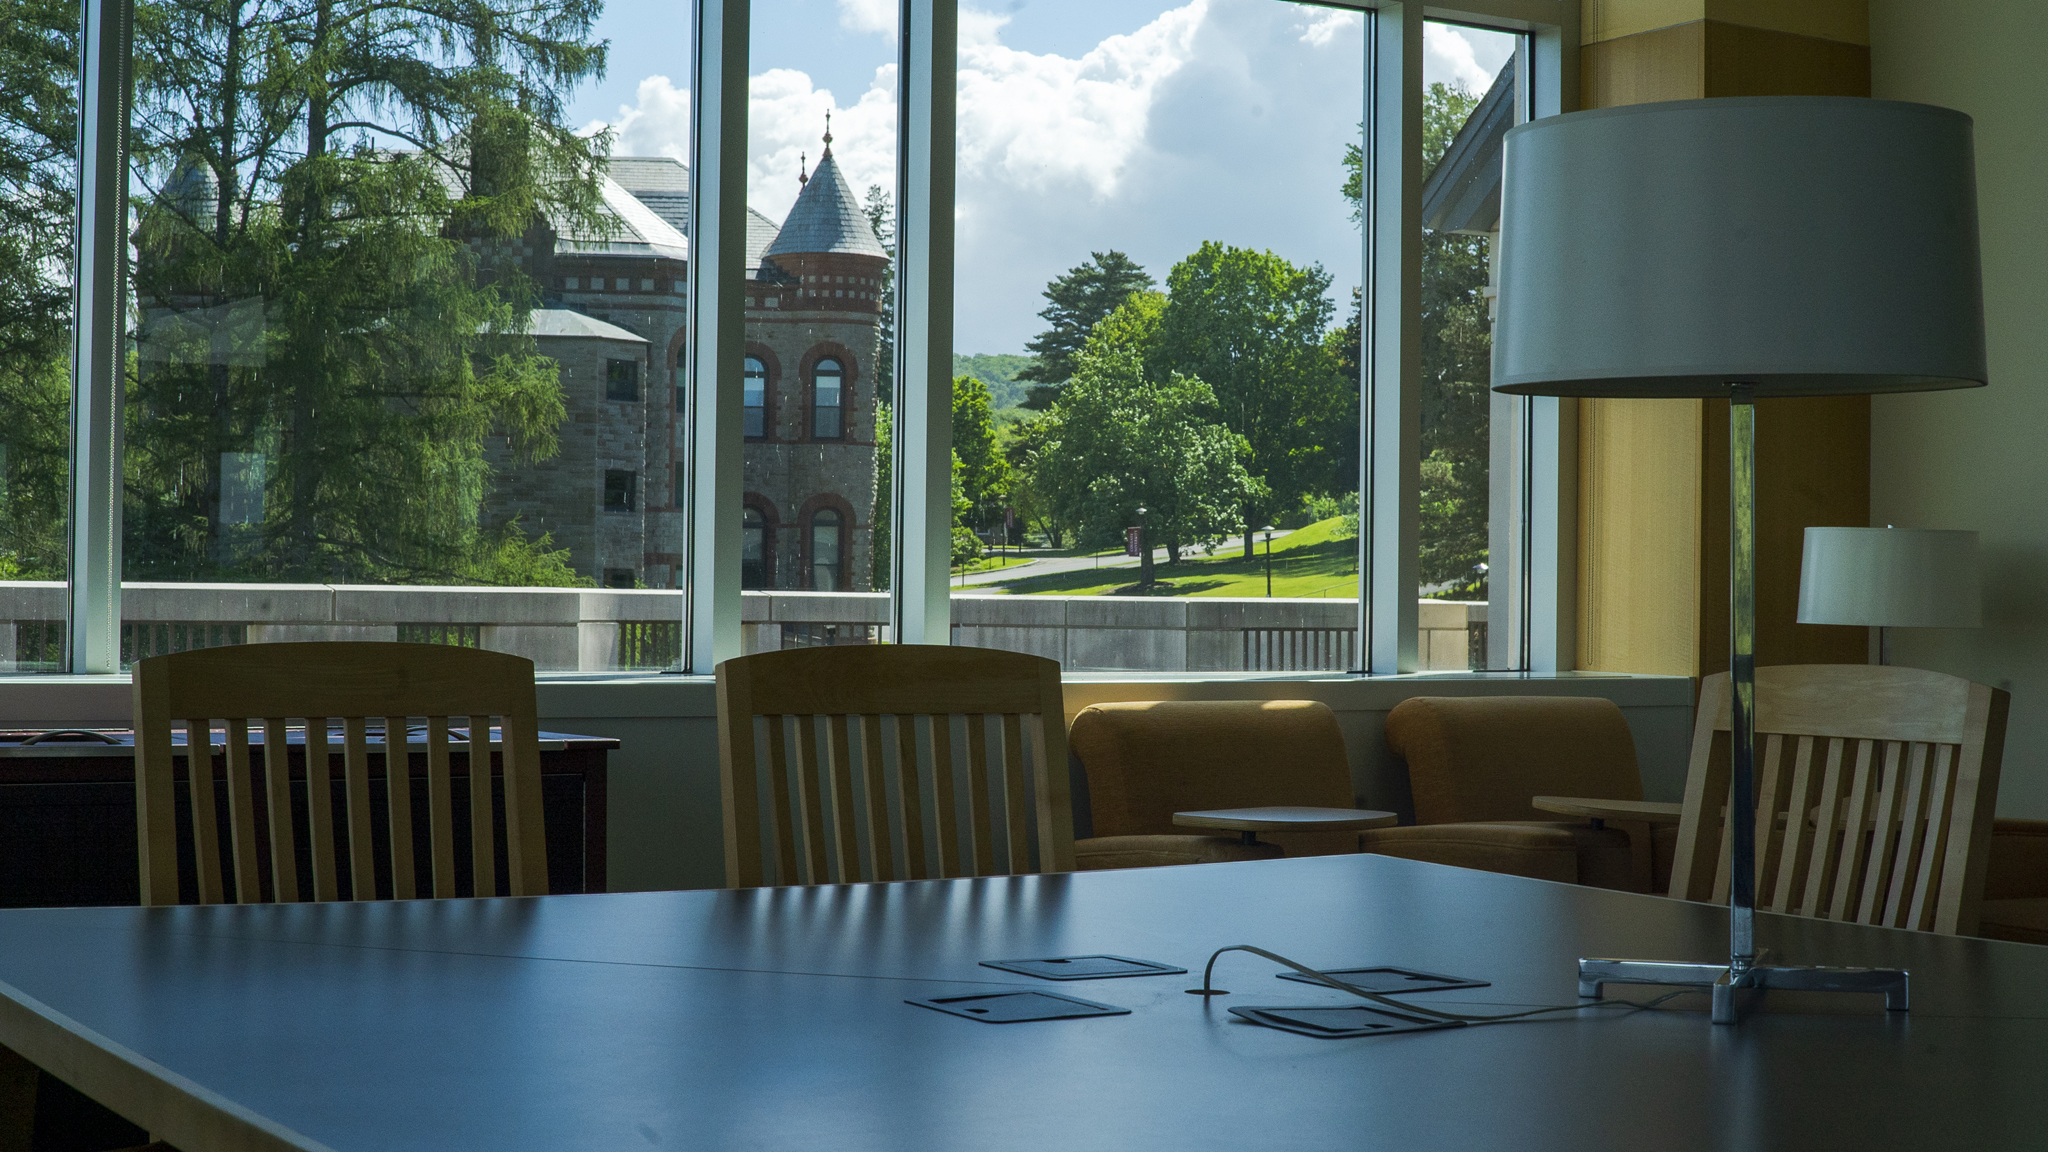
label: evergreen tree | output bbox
[122,0,608,585]
[1015,251,1154,408]
[0,0,78,578]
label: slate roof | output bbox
[554,174,690,261]
[529,308,649,342]
[1419,56,1516,236]
[764,149,887,259]
[605,155,790,280]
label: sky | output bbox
[570,0,1515,354]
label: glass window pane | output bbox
[743,356,767,438]
[0,3,77,670]
[1418,19,1521,670]
[742,2,896,649]
[121,0,686,671]
[949,0,1364,672]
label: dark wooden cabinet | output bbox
[0,731,612,906]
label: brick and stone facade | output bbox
[483,142,884,591]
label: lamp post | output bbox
[1262,526,1276,597]
[1136,506,1152,589]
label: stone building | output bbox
[487,130,884,591]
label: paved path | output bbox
[952,530,1293,589]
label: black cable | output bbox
[1194,945,1696,1025]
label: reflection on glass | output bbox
[811,358,844,439]
[743,356,768,438]
[0,3,77,670]
[809,509,843,591]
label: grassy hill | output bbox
[954,352,1036,410]
[980,517,1363,598]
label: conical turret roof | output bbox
[764,146,886,259]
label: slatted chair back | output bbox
[1670,664,2008,935]
[716,645,1076,887]
[132,642,549,906]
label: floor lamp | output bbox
[1492,97,1987,1024]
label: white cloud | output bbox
[837,0,895,36]
[1423,23,1506,94]
[745,65,898,223]
[581,74,692,160]
[1299,9,1360,47]
[955,1,1206,201]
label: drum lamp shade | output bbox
[1492,97,1985,398]
[1798,527,1981,629]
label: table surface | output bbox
[1172,806,1399,831]
[0,855,2043,1152]
[1531,796,1687,824]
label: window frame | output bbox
[809,356,845,441]
[53,0,1574,677]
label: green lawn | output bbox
[980,517,1361,598]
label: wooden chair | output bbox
[1669,664,2009,936]
[132,642,549,905]
[716,645,1076,887]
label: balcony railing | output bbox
[0,583,1487,674]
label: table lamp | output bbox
[1799,526,1982,664]
[1493,97,1985,1023]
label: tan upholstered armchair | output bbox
[1359,696,1676,892]
[1981,819,2048,945]
[1068,700,1359,870]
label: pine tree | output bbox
[0,0,78,578]
[122,0,609,584]
[1015,251,1155,408]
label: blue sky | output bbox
[570,1,1513,353]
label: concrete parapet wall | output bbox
[0,583,1486,675]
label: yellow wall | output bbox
[1572,0,1874,678]
[1867,0,2048,816]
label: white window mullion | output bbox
[1364,1,1422,674]
[685,0,751,671]
[890,0,956,645]
[67,0,133,675]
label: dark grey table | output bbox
[0,853,2042,1151]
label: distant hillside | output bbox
[954,353,1036,410]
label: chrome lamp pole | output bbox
[1492,96,1986,1023]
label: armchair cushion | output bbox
[1358,823,1579,884]
[1074,835,1282,871]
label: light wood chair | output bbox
[716,645,1076,887]
[132,642,549,906]
[1669,664,2009,936]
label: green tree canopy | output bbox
[1153,242,1351,555]
[1342,82,1493,595]
[952,375,1005,537]
[1037,296,1262,575]
[0,0,78,578]
[1016,250,1155,407]
[122,0,609,585]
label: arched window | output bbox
[742,506,771,589]
[811,358,843,440]
[743,356,767,439]
[809,509,843,591]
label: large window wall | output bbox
[17,0,1574,678]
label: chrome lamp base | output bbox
[1577,955,1909,1025]
[1573,389,1910,1027]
